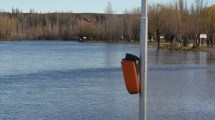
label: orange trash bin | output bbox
[121,54,139,94]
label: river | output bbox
[0,41,214,120]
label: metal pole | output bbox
[140,0,148,120]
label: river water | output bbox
[0,41,214,120]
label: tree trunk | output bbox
[156,29,160,48]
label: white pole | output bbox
[140,0,148,120]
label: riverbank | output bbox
[81,40,215,52]
[173,46,215,53]
[148,42,215,53]
[198,47,215,52]
[81,40,139,44]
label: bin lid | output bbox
[123,53,139,61]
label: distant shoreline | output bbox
[80,40,215,53]
[197,47,215,53]
[0,39,214,53]
[149,42,215,53]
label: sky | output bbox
[0,0,215,13]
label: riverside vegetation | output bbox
[0,0,214,49]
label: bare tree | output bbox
[148,4,163,48]
[190,0,206,47]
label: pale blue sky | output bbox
[0,0,214,13]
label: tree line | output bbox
[148,0,215,48]
[0,0,214,47]
[0,3,141,42]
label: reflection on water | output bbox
[0,41,215,120]
[148,48,215,120]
